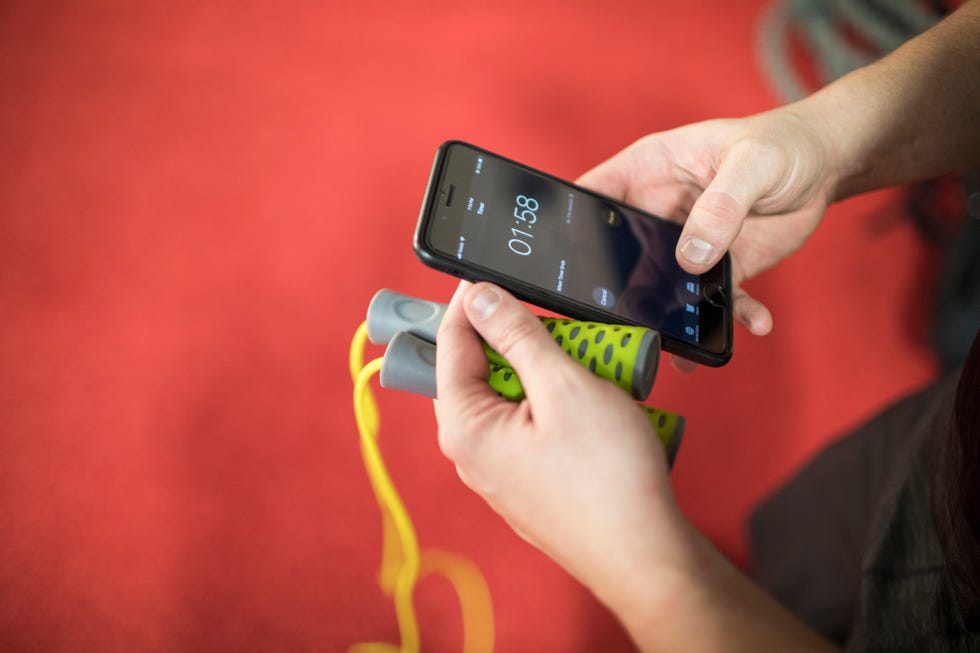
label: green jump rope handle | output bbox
[381,330,684,466]
[484,317,660,401]
[486,361,684,466]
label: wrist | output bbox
[778,94,857,205]
[601,524,733,652]
[599,525,841,653]
[586,502,710,637]
[783,2,980,202]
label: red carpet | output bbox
[0,2,938,651]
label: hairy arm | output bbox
[798,0,980,200]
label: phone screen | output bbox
[417,142,731,362]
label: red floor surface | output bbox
[0,2,939,651]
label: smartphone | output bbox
[414,141,733,366]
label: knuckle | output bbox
[731,134,774,153]
[728,137,786,186]
[730,135,779,161]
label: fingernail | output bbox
[470,287,501,320]
[680,236,715,265]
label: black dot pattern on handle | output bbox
[577,340,588,359]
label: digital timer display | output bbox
[508,195,538,256]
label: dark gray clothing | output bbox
[750,374,980,651]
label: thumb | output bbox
[677,141,782,273]
[462,282,583,402]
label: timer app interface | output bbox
[442,146,706,345]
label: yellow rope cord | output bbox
[349,323,380,433]
[349,324,403,595]
[349,322,494,653]
[418,551,494,653]
[353,355,421,653]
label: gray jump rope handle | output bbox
[381,331,439,398]
[367,289,446,345]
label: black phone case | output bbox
[413,140,734,367]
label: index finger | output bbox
[434,281,505,410]
[574,149,632,200]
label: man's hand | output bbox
[576,109,835,341]
[435,281,693,606]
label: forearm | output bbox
[790,0,980,201]
[604,523,838,653]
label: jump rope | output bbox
[349,289,686,652]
